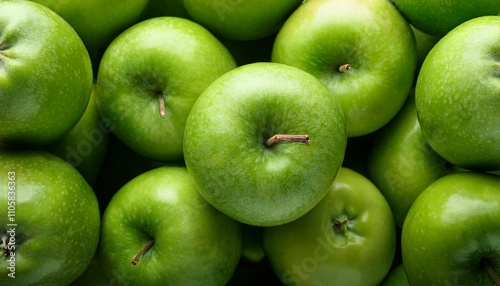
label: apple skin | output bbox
[272,0,417,137]
[96,17,236,162]
[415,16,500,171]
[402,171,500,285]
[380,264,409,286]
[99,166,241,285]
[263,168,396,286]
[184,62,347,226]
[0,1,93,147]
[30,0,149,51]
[391,0,500,37]
[368,91,453,227]
[182,0,303,41]
[46,86,111,187]
[0,149,100,285]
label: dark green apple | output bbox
[415,16,500,171]
[368,91,453,227]
[392,0,500,37]
[402,171,500,285]
[0,149,100,285]
[272,0,417,137]
[47,86,111,187]
[96,17,236,162]
[264,168,396,285]
[0,1,93,147]
[30,0,149,51]
[380,264,410,286]
[182,0,303,41]
[411,25,441,83]
[184,62,347,226]
[241,224,265,264]
[99,166,241,285]
[70,254,109,286]
[140,0,190,20]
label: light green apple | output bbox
[30,0,149,51]
[0,149,100,285]
[182,0,303,41]
[99,166,241,285]
[272,0,417,137]
[415,16,500,171]
[184,62,347,226]
[368,91,453,227]
[96,17,236,162]
[264,168,396,285]
[0,1,93,147]
[391,0,500,37]
[402,171,500,285]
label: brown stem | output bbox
[265,134,310,147]
[338,64,351,73]
[483,259,500,285]
[132,240,154,265]
[158,94,165,118]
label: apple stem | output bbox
[132,240,154,265]
[483,259,500,285]
[158,93,166,118]
[265,134,310,147]
[338,64,351,73]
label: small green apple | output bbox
[184,62,347,226]
[241,224,266,264]
[402,171,500,285]
[416,16,500,171]
[0,1,93,147]
[140,0,190,20]
[30,0,149,51]
[0,149,100,285]
[96,17,236,162]
[264,168,396,285]
[272,0,417,137]
[380,264,410,286]
[99,166,241,285]
[368,91,453,227]
[182,0,303,41]
[392,0,500,37]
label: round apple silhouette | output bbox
[402,171,500,285]
[416,16,500,171]
[184,62,347,226]
[0,1,93,147]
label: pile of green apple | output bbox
[0,0,499,285]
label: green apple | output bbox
[184,62,347,226]
[70,254,109,286]
[402,171,500,285]
[241,224,266,263]
[415,16,500,171]
[0,149,100,285]
[46,86,111,187]
[0,1,93,147]
[30,0,149,51]
[140,0,190,20]
[272,0,417,137]
[96,17,236,162]
[263,168,396,286]
[391,0,500,37]
[380,264,410,286]
[410,25,441,83]
[219,32,276,66]
[99,166,241,285]
[182,0,303,41]
[368,91,453,227]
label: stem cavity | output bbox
[158,93,165,118]
[265,134,310,147]
[338,64,351,73]
[483,259,500,286]
[132,240,154,265]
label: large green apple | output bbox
[264,168,396,285]
[0,1,93,147]
[30,0,149,51]
[368,92,453,227]
[0,149,100,285]
[415,16,500,171]
[182,0,303,41]
[402,171,500,285]
[391,0,500,37]
[184,62,347,226]
[272,0,417,137]
[46,86,111,187]
[96,17,236,162]
[99,166,241,285]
